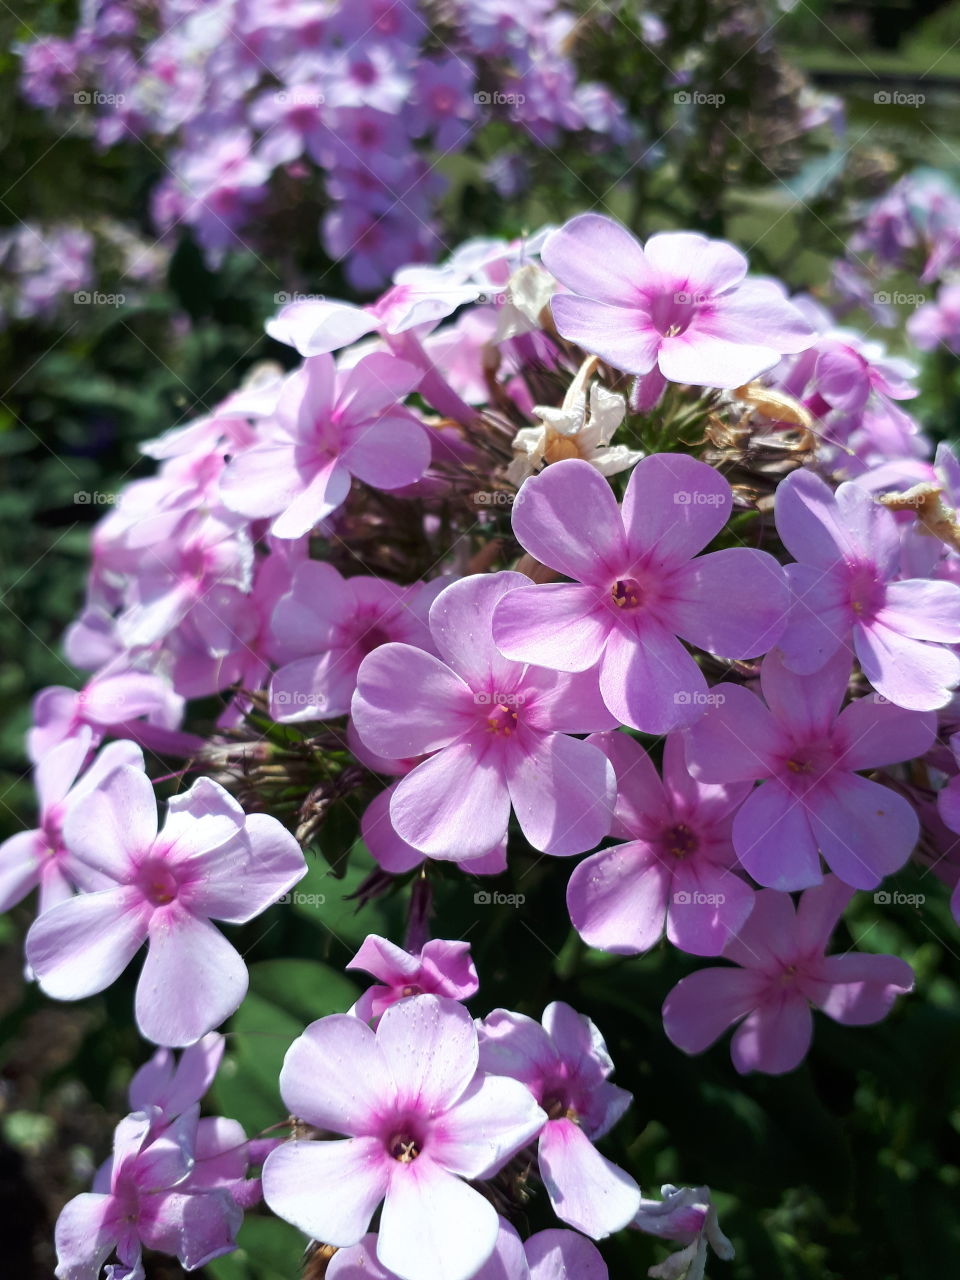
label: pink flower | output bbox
[26,768,307,1046]
[0,733,142,916]
[219,351,430,539]
[268,561,442,722]
[632,1185,734,1280]
[55,1110,241,1280]
[492,456,789,733]
[683,649,934,891]
[347,934,479,1022]
[28,670,197,763]
[478,1001,640,1238]
[662,876,914,1074]
[775,466,960,709]
[566,731,754,956]
[261,994,546,1280]
[351,572,617,860]
[328,1220,608,1279]
[541,213,812,387]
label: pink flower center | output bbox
[648,289,700,338]
[485,702,519,736]
[661,822,699,858]
[384,1114,427,1162]
[542,1091,578,1122]
[844,559,885,622]
[777,737,838,790]
[610,577,644,610]
[136,859,181,906]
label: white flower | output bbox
[494,262,556,342]
[507,355,642,485]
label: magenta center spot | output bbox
[648,290,697,338]
[137,859,180,906]
[844,559,886,622]
[611,577,644,610]
[662,822,699,858]
[485,702,519,737]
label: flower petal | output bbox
[378,1157,499,1280]
[262,1136,388,1247]
[538,1118,641,1238]
[137,908,248,1046]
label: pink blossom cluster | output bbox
[7,209,960,1276]
[18,0,633,288]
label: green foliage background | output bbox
[2,2,960,1277]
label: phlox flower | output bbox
[55,1109,241,1280]
[0,733,142,916]
[632,1185,734,1280]
[506,355,641,486]
[478,1001,640,1238]
[566,731,754,956]
[684,648,934,890]
[26,769,307,1045]
[262,994,546,1280]
[220,351,430,539]
[328,1220,608,1279]
[662,875,914,1074]
[492,455,789,733]
[541,213,812,388]
[28,669,195,763]
[351,571,617,861]
[774,465,960,708]
[360,782,508,877]
[347,934,479,1022]
[268,561,443,722]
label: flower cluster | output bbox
[18,0,633,288]
[7,207,960,1277]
